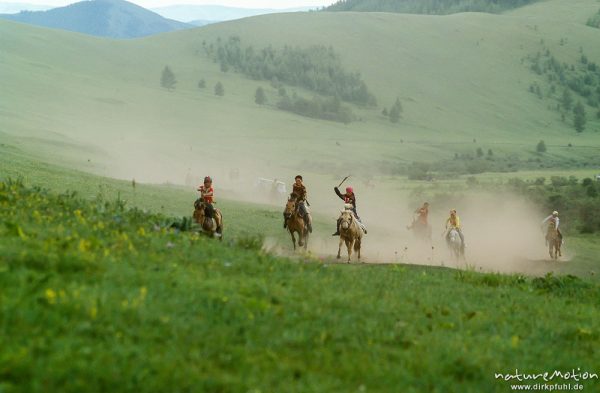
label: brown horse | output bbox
[546,226,562,260]
[337,210,363,263]
[193,200,223,240]
[284,199,308,251]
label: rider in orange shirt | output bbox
[198,176,215,218]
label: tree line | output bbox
[202,36,377,107]
[587,8,600,29]
[507,176,600,234]
[325,0,540,15]
[526,46,600,132]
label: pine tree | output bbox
[536,140,547,153]
[214,82,225,97]
[255,87,267,105]
[389,98,402,123]
[160,66,176,90]
[197,79,206,89]
[561,89,573,111]
[573,101,586,132]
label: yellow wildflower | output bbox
[78,239,91,253]
[45,289,57,305]
[511,335,520,348]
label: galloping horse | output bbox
[193,199,223,240]
[546,225,562,260]
[337,210,363,263]
[284,198,309,251]
[447,228,463,261]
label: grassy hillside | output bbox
[2,3,600,391]
[1,178,600,392]
[0,0,190,39]
[1,0,600,188]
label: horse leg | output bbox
[337,237,343,259]
[290,231,296,251]
[347,239,354,263]
[303,231,309,251]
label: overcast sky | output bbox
[5,0,336,9]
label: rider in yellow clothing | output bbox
[445,209,465,250]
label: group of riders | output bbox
[407,202,466,253]
[194,175,563,254]
[281,175,367,236]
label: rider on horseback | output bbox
[332,186,367,235]
[407,202,429,230]
[283,175,312,233]
[541,211,563,244]
[197,176,215,219]
[445,209,465,252]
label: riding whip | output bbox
[337,175,351,188]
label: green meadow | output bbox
[1,178,600,393]
[1,0,600,183]
[2,0,600,391]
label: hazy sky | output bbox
[6,0,336,9]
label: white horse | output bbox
[447,228,463,261]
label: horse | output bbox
[284,198,308,251]
[193,199,223,240]
[446,228,463,261]
[546,226,562,260]
[337,210,363,263]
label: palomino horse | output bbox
[446,228,463,261]
[337,210,363,263]
[546,226,562,260]
[284,199,308,251]
[193,200,223,240]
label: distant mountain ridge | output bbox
[0,2,52,14]
[151,4,316,23]
[325,0,541,14]
[0,0,192,38]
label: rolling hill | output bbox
[0,0,191,38]
[151,4,315,23]
[0,0,599,189]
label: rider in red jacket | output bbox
[332,186,366,235]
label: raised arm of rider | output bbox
[334,187,344,200]
[541,215,550,225]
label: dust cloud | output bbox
[267,182,560,276]
[70,120,560,276]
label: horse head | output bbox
[284,199,296,219]
[448,228,459,243]
[193,201,205,222]
[339,210,353,230]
